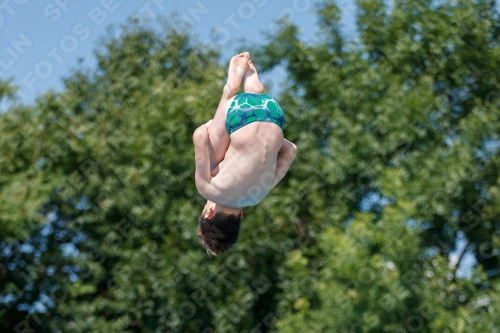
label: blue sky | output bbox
[0,0,359,105]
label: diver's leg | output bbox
[207,97,235,172]
[242,60,265,94]
[207,52,250,171]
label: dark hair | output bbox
[197,210,241,256]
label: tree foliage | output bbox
[256,0,500,331]
[1,1,500,332]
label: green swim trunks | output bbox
[226,93,286,135]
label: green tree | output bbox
[254,0,500,332]
[1,17,290,332]
[2,1,500,332]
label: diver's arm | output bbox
[193,125,212,194]
[272,138,298,188]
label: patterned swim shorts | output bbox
[226,93,286,135]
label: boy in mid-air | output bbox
[193,52,298,256]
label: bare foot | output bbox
[225,52,250,96]
[242,60,264,94]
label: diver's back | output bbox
[211,121,284,207]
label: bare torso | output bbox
[211,121,284,207]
